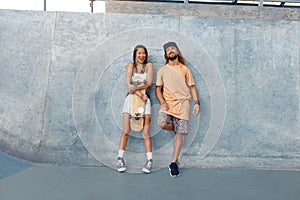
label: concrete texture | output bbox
[0,7,300,171]
[0,152,300,200]
[0,152,33,179]
[106,1,300,20]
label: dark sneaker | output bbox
[142,159,153,174]
[169,162,180,177]
[117,157,126,172]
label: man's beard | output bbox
[168,54,178,61]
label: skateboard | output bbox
[129,78,147,131]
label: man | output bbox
[156,42,200,177]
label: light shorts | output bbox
[122,94,151,115]
[158,112,188,135]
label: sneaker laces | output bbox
[144,159,153,170]
[117,157,125,167]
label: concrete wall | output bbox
[106,1,300,20]
[0,6,300,171]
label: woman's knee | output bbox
[142,130,151,139]
[122,130,130,138]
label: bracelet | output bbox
[194,100,200,105]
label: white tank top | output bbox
[132,73,147,83]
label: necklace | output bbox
[134,64,146,74]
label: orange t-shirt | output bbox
[156,63,195,120]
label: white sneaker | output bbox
[117,157,126,172]
[142,159,153,174]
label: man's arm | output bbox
[190,85,200,116]
[156,86,169,111]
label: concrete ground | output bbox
[1,152,300,200]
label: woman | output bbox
[117,45,154,173]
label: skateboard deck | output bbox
[129,89,146,132]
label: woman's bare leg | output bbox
[142,114,152,153]
[119,113,131,150]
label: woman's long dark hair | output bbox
[133,45,148,65]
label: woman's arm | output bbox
[126,62,136,94]
[133,62,153,91]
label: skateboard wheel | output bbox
[142,114,146,119]
[143,80,147,84]
[130,80,133,84]
[128,115,132,119]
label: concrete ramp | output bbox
[0,152,33,179]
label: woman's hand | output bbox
[135,91,148,102]
[129,85,137,94]
[141,93,148,102]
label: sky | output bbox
[0,0,105,13]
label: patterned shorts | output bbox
[158,112,189,135]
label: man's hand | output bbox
[161,102,169,111]
[193,104,200,116]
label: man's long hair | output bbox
[164,48,185,65]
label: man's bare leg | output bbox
[172,133,183,163]
[159,122,174,131]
